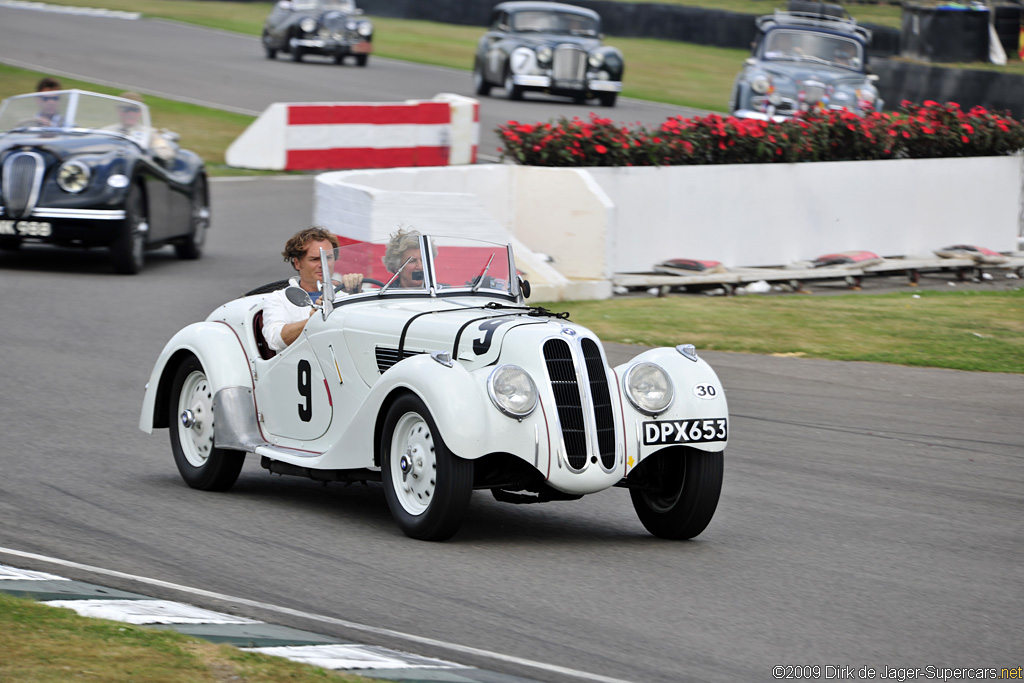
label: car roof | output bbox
[493,1,599,19]
[764,24,868,46]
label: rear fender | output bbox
[139,321,253,433]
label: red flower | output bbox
[595,144,608,154]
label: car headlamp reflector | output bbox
[751,74,771,95]
[357,21,372,36]
[509,46,537,74]
[588,52,603,68]
[57,160,90,193]
[624,362,674,415]
[488,365,538,418]
[300,17,317,33]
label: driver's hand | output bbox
[340,272,364,293]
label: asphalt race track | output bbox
[0,4,708,160]
[1,6,1023,683]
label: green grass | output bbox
[0,592,373,683]
[549,289,1024,373]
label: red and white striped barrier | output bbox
[226,94,478,171]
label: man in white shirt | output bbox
[261,227,363,352]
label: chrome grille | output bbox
[581,338,616,469]
[375,347,423,374]
[552,45,586,83]
[543,336,617,471]
[544,338,587,468]
[2,151,45,220]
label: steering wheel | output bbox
[356,277,385,292]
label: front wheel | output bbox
[175,175,208,260]
[472,60,491,96]
[598,92,618,107]
[504,70,523,101]
[630,448,723,540]
[381,394,473,541]
[168,356,245,491]
[355,54,368,67]
[263,31,277,59]
[110,184,146,274]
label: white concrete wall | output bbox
[314,154,1023,299]
[587,156,1023,271]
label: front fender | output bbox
[345,354,550,472]
[615,346,729,475]
[138,321,253,433]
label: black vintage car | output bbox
[473,1,624,106]
[262,0,373,66]
[0,90,209,274]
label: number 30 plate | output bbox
[643,418,728,445]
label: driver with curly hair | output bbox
[261,226,363,351]
[382,227,436,289]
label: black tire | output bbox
[355,54,368,67]
[263,31,277,59]
[168,356,245,491]
[174,175,208,260]
[629,448,723,540]
[380,394,473,541]
[472,60,491,96]
[110,184,146,275]
[291,45,304,62]
[503,70,523,101]
[598,92,618,107]
[333,53,345,65]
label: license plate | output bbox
[352,41,371,53]
[643,418,728,445]
[0,219,52,237]
[554,80,583,90]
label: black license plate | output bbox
[643,418,727,445]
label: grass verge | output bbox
[0,592,372,683]
[547,289,1024,373]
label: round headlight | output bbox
[488,365,538,418]
[624,362,674,415]
[357,21,372,37]
[537,46,552,64]
[346,19,357,30]
[509,46,536,74]
[751,74,772,95]
[588,52,603,68]
[57,160,90,193]
[300,17,317,33]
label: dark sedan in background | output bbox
[262,0,374,65]
[0,90,209,274]
[473,1,624,107]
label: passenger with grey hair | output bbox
[382,227,435,289]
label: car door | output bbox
[253,338,334,444]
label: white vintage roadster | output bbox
[139,235,728,540]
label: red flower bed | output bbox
[497,102,1024,167]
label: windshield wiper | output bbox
[379,256,412,295]
[471,253,495,292]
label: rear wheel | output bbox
[110,184,146,274]
[381,394,473,541]
[175,175,208,260]
[169,356,245,491]
[630,448,723,540]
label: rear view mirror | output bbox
[519,277,531,299]
[285,286,312,307]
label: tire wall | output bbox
[873,58,1024,119]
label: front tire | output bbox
[629,448,723,540]
[598,92,618,107]
[175,175,208,260]
[504,70,523,101]
[169,356,245,491]
[381,394,473,541]
[263,31,277,59]
[473,60,491,96]
[355,54,368,67]
[110,184,146,274]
